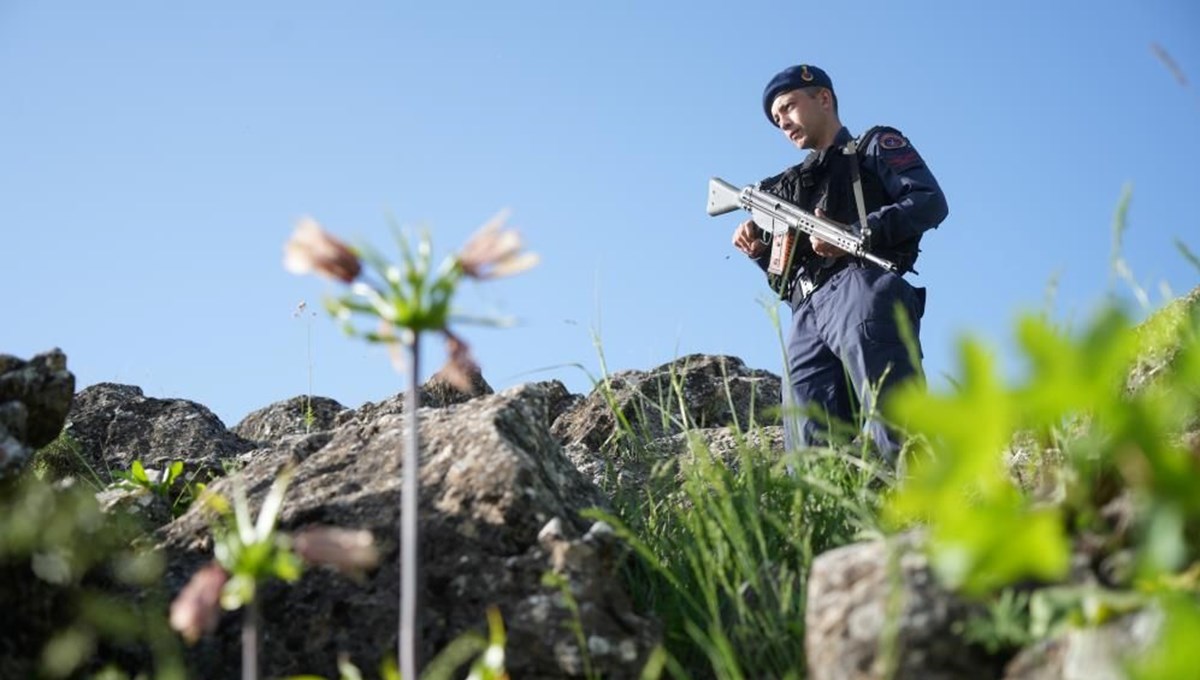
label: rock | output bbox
[805,532,1001,680]
[96,484,175,529]
[231,395,349,444]
[551,354,781,472]
[0,348,75,477]
[157,380,658,679]
[563,422,784,493]
[332,371,514,429]
[1003,609,1161,680]
[65,383,252,483]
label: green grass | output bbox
[589,401,884,678]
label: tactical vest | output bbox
[759,127,922,295]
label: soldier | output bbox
[731,64,949,460]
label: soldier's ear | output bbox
[819,88,834,111]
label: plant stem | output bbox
[400,333,421,680]
[242,597,259,680]
[306,311,314,434]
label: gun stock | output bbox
[706,178,743,216]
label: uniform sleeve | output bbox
[860,129,949,248]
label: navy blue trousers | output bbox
[783,261,925,460]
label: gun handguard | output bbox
[707,177,897,273]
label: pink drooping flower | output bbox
[457,210,539,280]
[169,562,229,645]
[435,330,483,395]
[292,527,380,574]
[284,217,362,283]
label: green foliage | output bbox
[1128,594,1200,680]
[885,300,1200,595]
[326,228,461,343]
[204,468,303,610]
[596,431,880,679]
[32,431,104,488]
[1027,585,1147,639]
[298,607,510,680]
[112,460,204,518]
[0,471,183,679]
[957,589,1035,655]
[883,284,1200,673]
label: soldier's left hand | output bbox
[810,209,848,258]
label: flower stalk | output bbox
[283,210,535,679]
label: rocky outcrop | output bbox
[0,349,75,478]
[805,532,1001,680]
[552,354,780,453]
[332,369,507,429]
[551,354,781,491]
[22,344,1168,679]
[231,395,349,444]
[64,383,253,482]
[157,380,658,679]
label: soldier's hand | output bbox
[810,209,848,258]
[732,219,767,258]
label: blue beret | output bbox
[762,64,834,126]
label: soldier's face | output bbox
[771,88,833,150]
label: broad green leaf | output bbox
[1129,596,1200,680]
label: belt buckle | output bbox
[789,273,817,304]
[799,275,817,298]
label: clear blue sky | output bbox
[4,1,1198,428]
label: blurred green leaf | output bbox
[1128,596,1200,680]
[130,460,148,484]
[40,626,95,679]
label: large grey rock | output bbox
[805,532,1001,680]
[332,369,511,430]
[157,381,658,679]
[65,383,252,483]
[564,422,784,492]
[551,354,781,455]
[231,395,348,444]
[1003,609,1160,680]
[0,348,75,477]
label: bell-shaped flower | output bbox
[435,330,482,394]
[293,527,380,574]
[284,217,362,283]
[457,210,539,280]
[169,562,229,644]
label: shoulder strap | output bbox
[842,135,871,244]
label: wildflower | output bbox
[169,561,229,644]
[434,330,482,394]
[457,210,539,280]
[284,217,362,283]
[292,527,380,574]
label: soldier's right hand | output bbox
[732,219,767,258]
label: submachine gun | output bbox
[706,177,896,299]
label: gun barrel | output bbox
[706,178,743,216]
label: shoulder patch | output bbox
[878,132,908,150]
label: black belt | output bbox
[788,257,855,306]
